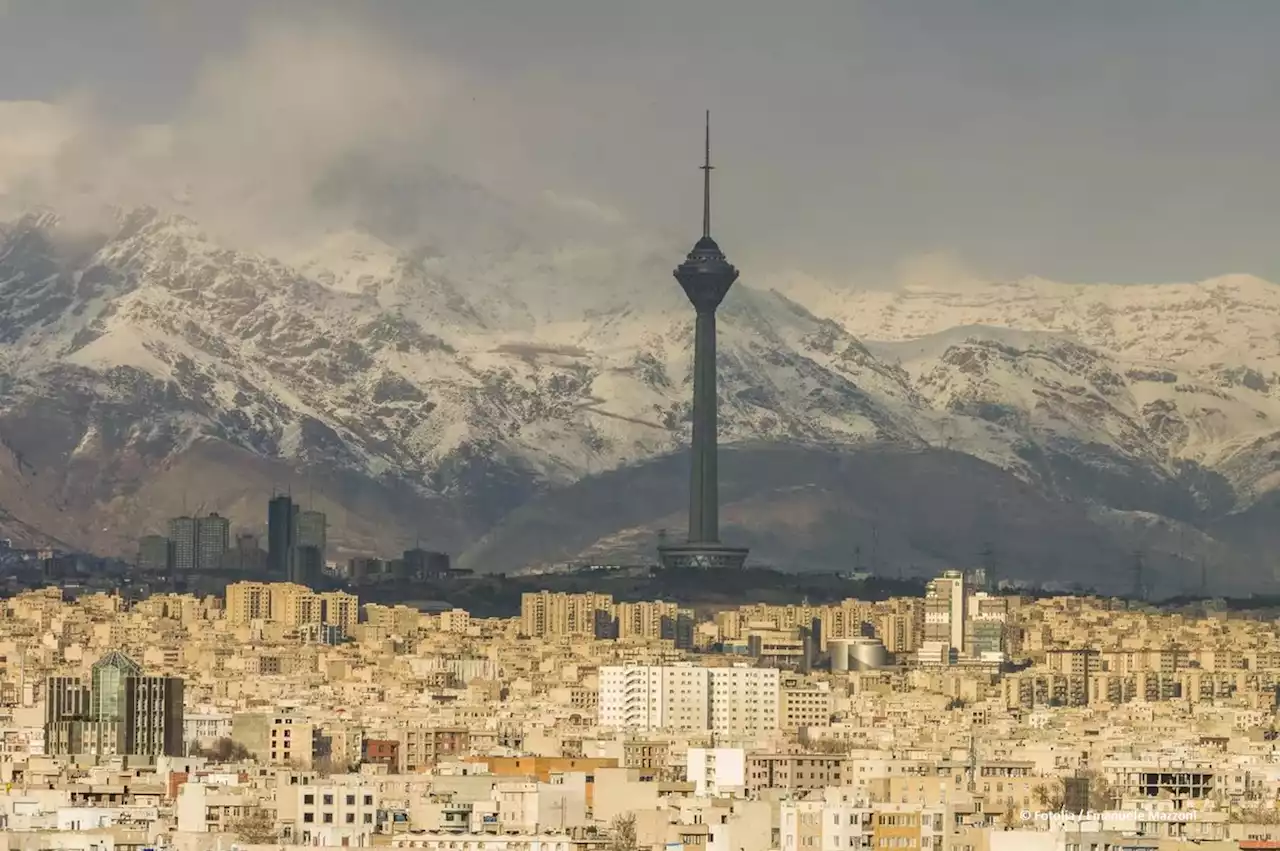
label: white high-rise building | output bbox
[598,665,710,731]
[599,664,779,734]
[709,666,780,735]
[923,570,967,663]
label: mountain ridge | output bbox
[2,205,1278,594]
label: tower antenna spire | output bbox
[701,109,713,238]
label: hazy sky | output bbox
[2,0,1280,285]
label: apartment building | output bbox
[225,581,359,632]
[780,675,833,732]
[281,776,380,847]
[520,592,615,639]
[43,653,184,758]
[748,754,846,796]
[709,666,779,736]
[922,570,967,664]
[598,664,779,735]
[394,726,470,772]
[176,781,263,833]
[225,581,273,624]
[598,665,710,731]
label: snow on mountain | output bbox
[804,276,1280,495]
[3,204,1280,589]
[0,206,930,550]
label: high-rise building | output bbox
[167,514,230,571]
[226,581,274,624]
[294,545,323,586]
[89,650,141,755]
[658,112,748,570]
[44,676,90,756]
[167,517,197,572]
[347,557,383,585]
[297,510,327,557]
[196,513,230,570]
[137,535,172,572]
[226,581,360,631]
[270,583,323,627]
[520,592,615,639]
[598,664,779,734]
[965,591,1009,660]
[320,591,359,633]
[123,675,185,757]
[921,570,968,664]
[599,665,710,731]
[268,495,297,577]
[47,652,184,757]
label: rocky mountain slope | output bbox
[2,205,1279,594]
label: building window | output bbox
[305,794,315,805]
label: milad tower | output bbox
[658,112,749,571]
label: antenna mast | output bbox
[701,110,713,238]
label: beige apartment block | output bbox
[270,583,324,627]
[615,601,681,642]
[225,581,358,632]
[520,591,615,639]
[320,591,359,633]
[363,603,423,638]
[225,581,273,624]
[779,675,833,733]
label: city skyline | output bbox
[3,4,1279,848]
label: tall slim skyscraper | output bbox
[658,112,749,571]
[267,495,297,577]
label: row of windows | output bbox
[302,811,373,824]
[302,793,375,806]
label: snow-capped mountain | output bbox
[2,205,1279,594]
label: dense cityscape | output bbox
[6,576,1280,851]
[8,4,1280,851]
[2,108,1278,851]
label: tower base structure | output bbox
[658,542,749,570]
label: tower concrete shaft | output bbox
[689,308,719,542]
